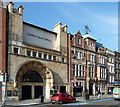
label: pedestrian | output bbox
[41,95,44,103]
[98,90,101,99]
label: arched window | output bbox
[22,70,43,82]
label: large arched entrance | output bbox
[22,70,43,100]
[15,61,54,100]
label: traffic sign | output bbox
[72,79,77,84]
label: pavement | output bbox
[0,94,112,106]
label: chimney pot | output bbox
[18,5,24,16]
[8,0,14,13]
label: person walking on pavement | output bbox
[98,90,101,99]
[41,95,44,103]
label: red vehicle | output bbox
[51,93,76,104]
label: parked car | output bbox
[51,93,76,104]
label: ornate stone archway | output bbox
[15,60,54,100]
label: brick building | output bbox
[68,31,108,96]
[0,0,6,102]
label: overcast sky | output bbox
[12,2,118,51]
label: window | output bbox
[78,38,81,45]
[89,67,91,77]
[44,54,47,59]
[14,47,19,54]
[66,94,70,97]
[92,67,94,77]
[112,58,113,63]
[52,94,58,97]
[83,66,84,77]
[102,57,103,64]
[89,54,91,61]
[90,42,93,46]
[92,55,94,62]
[27,50,31,56]
[49,55,52,60]
[38,53,42,58]
[33,51,37,57]
[109,58,111,62]
[62,58,65,62]
[111,66,113,72]
[76,51,79,59]
[61,94,66,97]
[79,52,82,60]
[112,76,114,83]
[89,54,94,62]
[99,57,104,64]
[53,56,56,61]
[76,65,78,77]
[79,65,81,77]
[73,64,75,76]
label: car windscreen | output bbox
[52,94,58,97]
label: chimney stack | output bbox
[8,0,14,13]
[62,24,68,32]
[18,5,24,16]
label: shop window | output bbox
[27,50,31,56]
[44,54,47,59]
[38,53,42,58]
[13,90,18,96]
[7,90,12,96]
[33,51,37,57]
[14,47,19,54]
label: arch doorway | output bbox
[15,61,54,100]
[22,70,43,100]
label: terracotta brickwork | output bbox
[0,8,6,74]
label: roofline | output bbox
[84,37,96,41]
[23,21,57,35]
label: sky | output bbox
[12,2,118,51]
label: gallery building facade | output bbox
[0,1,120,101]
[5,1,69,101]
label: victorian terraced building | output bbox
[0,1,120,101]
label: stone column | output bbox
[32,85,34,99]
[18,82,22,100]
[45,79,50,99]
[93,83,96,95]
